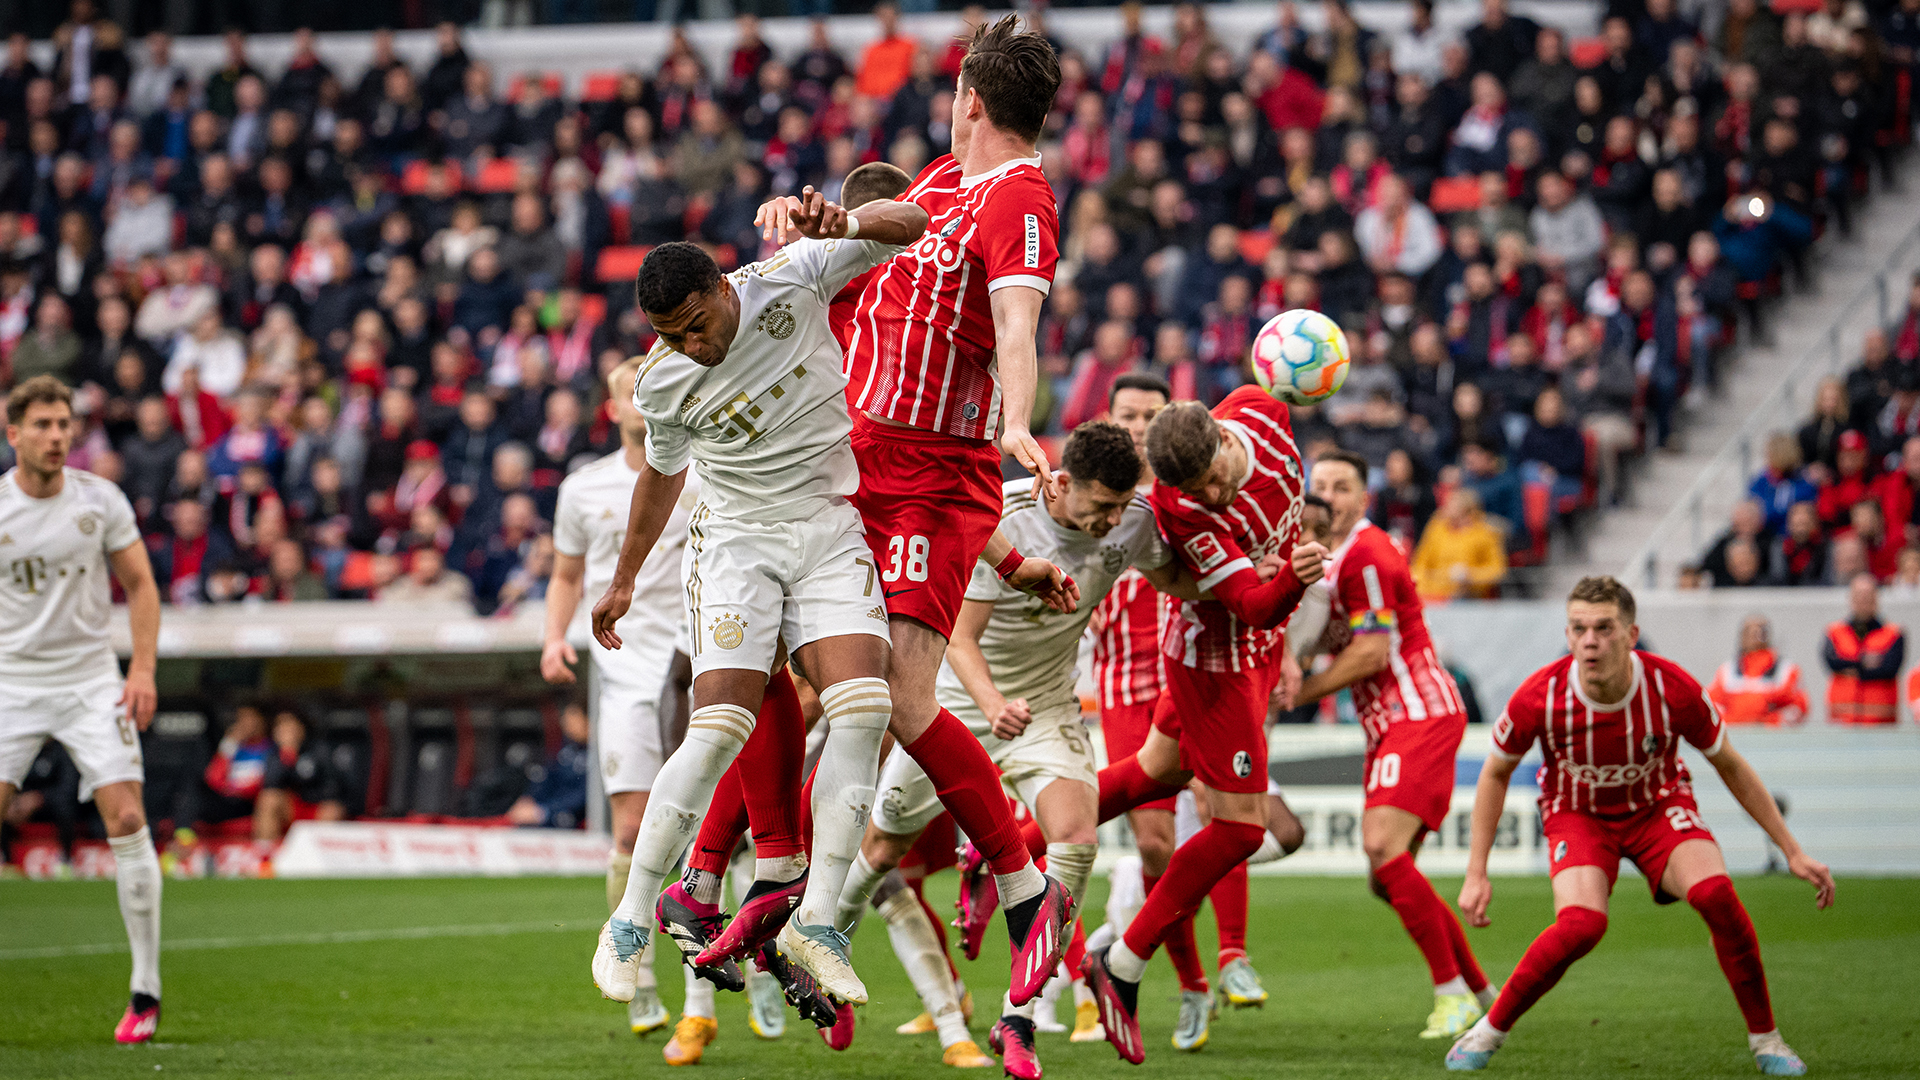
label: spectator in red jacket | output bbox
[1816,429,1876,528]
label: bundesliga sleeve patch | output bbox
[1183,533,1229,574]
[1024,214,1040,268]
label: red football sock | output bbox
[743,669,806,860]
[1687,875,1775,1033]
[1143,871,1208,991]
[904,873,960,982]
[1374,852,1462,985]
[904,709,1030,877]
[1064,918,1087,981]
[1210,860,1249,967]
[1486,905,1608,1031]
[1097,755,1186,824]
[688,767,748,875]
[1123,821,1264,963]
[1440,894,1489,993]
[1019,816,1047,861]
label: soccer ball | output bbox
[1249,309,1351,406]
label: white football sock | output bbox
[1107,939,1148,983]
[995,863,1046,909]
[1105,854,1144,937]
[876,879,968,1048]
[1436,976,1469,996]
[607,851,633,913]
[1461,1014,1508,1047]
[1247,830,1287,865]
[729,842,757,906]
[634,937,658,991]
[836,850,884,932]
[756,853,808,883]
[1001,990,1036,1020]
[614,707,754,927]
[1476,984,1499,1008]
[109,831,162,1000]
[793,678,889,929]
[1073,978,1093,1007]
[682,963,716,1019]
[1043,842,1097,911]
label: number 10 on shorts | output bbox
[883,534,929,583]
[1367,753,1401,791]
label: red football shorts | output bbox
[1151,656,1279,795]
[1543,791,1717,904]
[1101,698,1176,813]
[849,413,1004,639]
[1364,712,1467,832]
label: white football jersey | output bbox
[552,451,699,655]
[635,236,906,524]
[936,480,1172,728]
[0,469,143,687]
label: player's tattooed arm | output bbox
[946,598,1031,739]
[107,541,160,729]
[755,185,929,246]
[1706,740,1836,909]
[590,462,690,650]
[1458,751,1521,927]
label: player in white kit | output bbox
[0,376,163,1043]
[588,191,933,1009]
[543,354,705,1036]
[833,421,1208,1079]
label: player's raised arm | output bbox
[541,549,585,684]
[1705,739,1835,908]
[1458,750,1520,927]
[756,185,929,246]
[106,541,160,728]
[990,284,1052,489]
[590,461,688,650]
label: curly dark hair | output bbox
[634,242,721,317]
[1061,420,1141,494]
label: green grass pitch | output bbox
[2,873,1915,1078]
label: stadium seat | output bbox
[580,71,622,102]
[400,160,461,196]
[507,72,563,103]
[608,202,631,244]
[1510,482,1553,569]
[1237,229,1275,266]
[1427,176,1482,213]
[471,158,521,194]
[595,245,651,284]
[1569,37,1608,68]
[410,739,457,817]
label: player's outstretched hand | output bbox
[1790,851,1836,909]
[541,639,579,684]
[1291,540,1329,585]
[120,669,157,730]
[1008,557,1079,613]
[755,185,848,244]
[1002,425,1056,495]
[590,586,632,651]
[1458,873,1493,928]
[990,697,1033,740]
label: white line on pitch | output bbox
[0,919,603,961]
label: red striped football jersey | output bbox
[1325,518,1470,742]
[1493,650,1727,818]
[1091,568,1167,709]
[844,154,1060,441]
[1150,386,1306,673]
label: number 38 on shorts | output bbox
[882,534,930,583]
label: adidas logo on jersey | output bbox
[679,394,702,415]
[866,605,887,622]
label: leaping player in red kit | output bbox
[1448,577,1835,1075]
[1080,387,1328,1064]
[1294,450,1493,1039]
[766,16,1078,1008]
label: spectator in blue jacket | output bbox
[1749,432,1821,534]
[506,702,589,829]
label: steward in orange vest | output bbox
[1709,616,1808,725]
[1822,575,1905,724]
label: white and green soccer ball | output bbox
[1250,308,1351,406]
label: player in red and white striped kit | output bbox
[1082,386,1328,1064]
[831,15,1076,1012]
[1295,450,1491,1039]
[1448,577,1835,1076]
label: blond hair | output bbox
[1567,575,1636,623]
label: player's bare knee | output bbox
[107,805,147,838]
[1271,813,1305,855]
[863,828,913,872]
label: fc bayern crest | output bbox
[756,302,797,340]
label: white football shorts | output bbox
[0,673,144,802]
[871,700,1097,837]
[681,497,890,679]
[589,636,677,796]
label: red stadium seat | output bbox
[401,159,462,196]
[507,72,564,103]
[1427,176,1483,213]
[580,293,607,325]
[608,202,631,244]
[1238,229,1275,266]
[471,158,520,194]
[580,71,622,102]
[1569,37,1609,68]
[1509,481,1552,568]
[596,245,651,284]
[1770,0,1822,12]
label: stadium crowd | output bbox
[0,0,1905,619]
